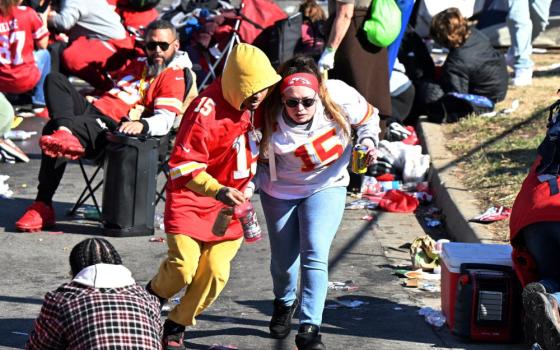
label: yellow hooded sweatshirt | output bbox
[185,43,280,196]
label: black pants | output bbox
[37,72,117,204]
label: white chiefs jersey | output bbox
[258,79,380,200]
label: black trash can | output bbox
[102,132,161,237]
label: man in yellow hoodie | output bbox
[146,43,281,350]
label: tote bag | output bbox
[363,0,401,47]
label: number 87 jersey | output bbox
[0,6,48,93]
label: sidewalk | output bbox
[0,115,525,349]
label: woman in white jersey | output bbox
[257,55,380,350]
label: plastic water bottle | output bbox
[234,201,262,243]
[4,130,37,141]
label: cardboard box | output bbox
[440,243,512,329]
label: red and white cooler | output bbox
[441,242,519,341]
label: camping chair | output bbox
[67,157,104,218]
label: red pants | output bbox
[61,35,136,91]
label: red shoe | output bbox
[16,201,55,232]
[39,129,85,160]
[33,107,49,119]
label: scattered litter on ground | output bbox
[532,343,544,350]
[469,206,511,223]
[424,218,441,227]
[0,175,13,198]
[328,280,359,292]
[410,235,440,271]
[3,130,37,141]
[419,283,438,292]
[418,307,446,327]
[393,307,402,311]
[149,237,165,243]
[480,99,520,117]
[361,215,374,221]
[83,208,101,220]
[345,199,377,210]
[21,183,27,188]
[325,299,369,309]
[154,214,165,230]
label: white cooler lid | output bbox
[441,242,512,273]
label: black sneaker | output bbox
[162,319,186,350]
[295,324,325,350]
[533,292,560,350]
[146,280,167,309]
[269,298,299,339]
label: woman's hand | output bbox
[361,138,378,166]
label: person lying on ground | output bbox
[15,19,196,232]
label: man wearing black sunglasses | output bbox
[15,19,197,233]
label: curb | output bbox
[416,116,500,243]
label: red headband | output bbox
[279,73,319,94]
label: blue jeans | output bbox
[522,222,560,304]
[32,49,51,106]
[507,0,551,70]
[260,187,346,327]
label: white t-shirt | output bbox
[258,79,380,200]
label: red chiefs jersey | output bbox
[0,6,48,93]
[510,157,560,241]
[165,79,260,242]
[93,57,185,122]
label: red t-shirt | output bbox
[164,79,261,242]
[0,6,48,93]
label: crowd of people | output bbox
[0,0,558,349]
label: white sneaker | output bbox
[511,68,533,86]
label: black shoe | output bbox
[162,319,186,350]
[295,324,325,350]
[269,298,299,339]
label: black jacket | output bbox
[440,29,508,103]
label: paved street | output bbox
[0,119,526,349]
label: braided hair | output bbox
[69,238,123,277]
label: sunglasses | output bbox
[283,96,316,108]
[145,40,174,51]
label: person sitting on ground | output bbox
[45,0,137,91]
[419,7,508,123]
[15,19,195,232]
[0,0,50,114]
[26,238,163,349]
[509,97,560,350]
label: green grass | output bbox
[442,53,560,240]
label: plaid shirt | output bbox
[26,281,163,349]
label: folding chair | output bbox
[67,157,104,218]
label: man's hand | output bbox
[118,121,144,135]
[216,187,245,206]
